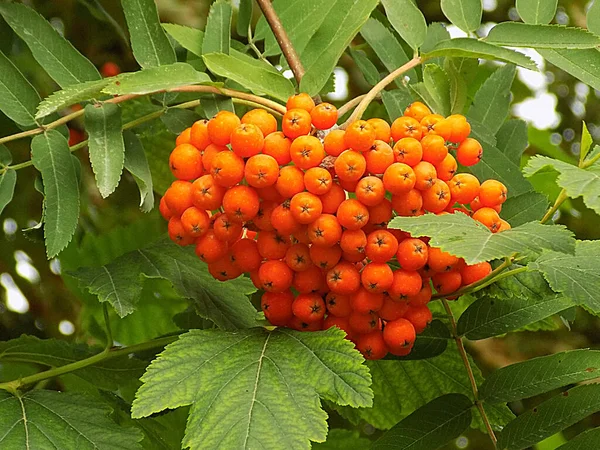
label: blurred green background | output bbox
[1,1,599,449]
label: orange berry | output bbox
[241,109,277,136]
[207,111,241,146]
[413,161,438,191]
[222,185,260,222]
[319,182,346,214]
[404,101,432,122]
[344,120,376,152]
[422,179,451,213]
[435,153,458,182]
[383,163,416,194]
[361,262,394,293]
[304,167,333,195]
[432,271,462,295]
[420,134,448,166]
[337,199,369,230]
[326,292,352,317]
[169,143,203,181]
[448,173,480,205]
[393,137,423,167]
[292,292,325,322]
[447,115,471,143]
[310,244,342,270]
[275,165,305,199]
[190,119,211,150]
[355,176,385,207]
[391,116,422,141]
[282,108,312,139]
[388,269,422,299]
[285,243,313,272]
[244,154,279,188]
[383,318,416,353]
[168,216,194,246]
[271,201,301,235]
[261,290,294,326]
[231,238,262,272]
[212,213,243,243]
[479,179,508,207]
[379,295,410,321]
[365,229,398,263]
[208,254,242,281]
[349,311,380,335]
[308,213,343,247]
[428,247,459,273]
[367,199,393,227]
[159,196,173,221]
[293,265,325,293]
[391,189,423,216]
[192,174,226,211]
[460,261,492,286]
[164,180,194,216]
[259,260,293,293]
[456,138,483,166]
[365,140,394,174]
[326,261,361,295]
[263,131,292,165]
[397,238,428,271]
[210,151,245,187]
[286,93,315,112]
[404,305,432,333]
[408,282,432,307]
[367,118,392,142]
[180,206,210,238]
[324,129,348,156]
[335,150,367,182]
[257,231,291,260]
[311,102,338,129]
[230,123,264,158]
[176,127,191,146]
[340,229,367,255]
[290,135,325,169]
[351,287,384,314]
[472,207,502,232]
[195,230,229,263]
[201,143,227,172]
[290,192,323,224]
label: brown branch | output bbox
[255,0,305,85]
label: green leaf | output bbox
[200,94,235,119]
[458,268,574,340]
[0,390,143,449]
[524,155,600,215]
[132,328,373,449]
[538,48,600,91]
[160,108,201,134]
[0,335,146,390]
[121,0,175,68]
[444,57,469,114]
[372,394,472,450]
[385,320,450,361]
[71,238,258,325]
[516,0,558,24]
[203,51,294,102]
[381,0,427,50]
[360,18,414,88]
[480,350,600,404]
[236,0,253,37]
[162,23,204,58]
[440,0,482,33]
[497,384,600,450]
[468,64,516,136]
[0,50,41,127]
[529,240,600,312]
[424,38,538,70]
[0,3,101,87]
[255,0,336,57]
[300,0,380,95]
[102,63,210,95]
[497,119,529,164]
[31,130,80,258]
[349,48,380,86]
[36,79,111,120]
[588,1,600,37]
[486,23,600,49]
[202,0,231,55]
[389,213,575,265]
[135,118,175,194]
[123,131,154,213]
[500,192,549,227]
[0,168,16,216]
[580,121,594,165]
[382,88,414,121]
[85,103,125,198]
[557,428,600,450]
[423,64,451,116]
[313,429,372,450]
[421,23,451,54]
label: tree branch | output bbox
[255,0,305,85]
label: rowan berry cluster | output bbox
[160,93,510,360]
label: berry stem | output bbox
[255,0,306,85]
[442,299,498,448]
[341,56,423,128]
[0,334,180,392]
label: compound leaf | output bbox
[121,0,176,68]
[480,350,600,404]
[372,394,472,450]
[31,130,80,258]
[0,2,100,87]
[389,213,575,265]
[71,238,258,326]
[36,79,111,119]
[132,327,372,449]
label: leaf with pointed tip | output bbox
[132,328,372,449]
[372,394,472,450]
[121,0,175,68]
[497,384,600,450]
[0,50,41,127]
[36,79,111,119]
[349,49,380,86]
[85,103,125,198]
[123,131,154,213]
[424,38,538,70]
[384,320,450,361]
[0,149,16,215]
[480,350,600,404]
[486,23,600,49]
[516,0,558,24]
[71,238,258,326]
[31,130,80,258]
[524,155,600,215]
[581,121,593,164]
[102,63,211,95]
[389,213,575,264]
[300,0,379,95]
[440,0,482,33]
[496,119,528,164]
[160,108,201,134]
[202,0,231,55]
[557,428,600,450]
[162,23,204,57]
[423,64,451,116]
[382,88,414,121]
[539,48,600,91]
[529,240,600,312]
[0,2,100,87]
[382,0,427,50]
[203,51,294,102]
[0,390,143,449]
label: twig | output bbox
[255,0,305,84]
[341,56,423,128]
[338,94,368,118]
[540,189,568,224]
[442,299,498,448]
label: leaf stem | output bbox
[255,0,305,85]
[540,189,568,224]
[442,299,498,448]
[102,303,113,351]
[0,335,179,392]
[341,56,423,128]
